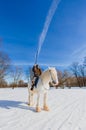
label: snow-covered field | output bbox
[0,87,86,130]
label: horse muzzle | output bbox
[49,81,59,88]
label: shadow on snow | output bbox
[0,100,36,112]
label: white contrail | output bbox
[37,0,61,56]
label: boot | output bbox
[31,84,34,91]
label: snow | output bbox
[0,87,86,130]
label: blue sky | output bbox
[0,0,86,70]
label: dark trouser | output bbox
[34,76,39,87]
[31,76,39,90]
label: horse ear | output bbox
[48,67,51,70]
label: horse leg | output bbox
[28,91,30,105]
[43,92,49,111]
[28,91,34,106]
[36,93,41,112]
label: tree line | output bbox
[56,58,86,88]
[0,43,86,88]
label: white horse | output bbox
[28,67,59,112]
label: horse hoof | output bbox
[27,103,30,106]
[28,103,34,106]
[43,106,50,111]
[36,107,41,112]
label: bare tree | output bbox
[0,51,11,82]
[0,78,8,88]
[70,62,81,87]
[25,66,35,83]
[79,65,86,86]
[10,66,23,88]
[56,70,71,88]
[82,57,86,86]
[25,67,31,83]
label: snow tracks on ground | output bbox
[0,88,86,130]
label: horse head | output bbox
[48,67,59,87]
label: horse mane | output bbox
[40,67,56,78]
[42,67,55,73]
